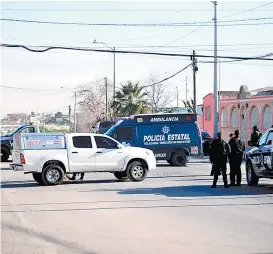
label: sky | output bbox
[1,0,273,117]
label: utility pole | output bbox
[176,86,179,108]
[74,91,77,133]
[105,77,108,121]
[42,112,45,132]
[113,47,116,121]
[185,76,188,102]
[192,50,198,114]
[68,105,71,132]
[213,1,218,138]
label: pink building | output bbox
[202,86,273,142]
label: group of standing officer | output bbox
[209,130,245,188]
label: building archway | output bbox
[263,105,272,129]
[230,107,239,127]
[250,106,259,127]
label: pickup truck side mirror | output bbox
[267,140,272,145]
[117,144,123,149]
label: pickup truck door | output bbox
[94,135,125,171]
[67,134,96,172]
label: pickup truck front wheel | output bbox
[246,162,259,186]
[127,161,147,182]
[42,164,64,186]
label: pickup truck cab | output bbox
[1,124,40,162]
[10,133,156,186]
[245,128,273,186]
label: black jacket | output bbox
[250,130,262,145]
[209,138,230,163]
[228,137,245,157]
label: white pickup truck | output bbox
[10,133,156,186]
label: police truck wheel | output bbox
[246,162,259,186]
[32,173,46,185]
[127,161,147,182]
[42,164,64,186]
[113,172,128,180]
[171,152,187,167]
[1,147,10,162]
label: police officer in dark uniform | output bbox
[249,126,262,146]
[209,132,230,188]
[228,130,245,186]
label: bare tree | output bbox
[144,74,174,113]
[77,79,114,129]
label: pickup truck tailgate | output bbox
[12,150,23,164]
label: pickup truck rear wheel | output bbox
[42,164,64,186]
[113,172,128,180]
[1,146,10,162]
[32,173,46,185]
[171,152,187,167]
[127,161,147,182]
[246,162,259,186]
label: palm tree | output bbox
[112,81,150,116]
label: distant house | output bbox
[44,112,70,126]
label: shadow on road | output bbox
[1,167,12,171]
[0,179,119,189]
[108,184,273,198]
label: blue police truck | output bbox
[105,113,202,166]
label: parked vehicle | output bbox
[1,124,40,162]
[10,133,156,186]
[95,121,115,134]
[106,113,202,166]
[245,128,273,186]
[201,131,213,156]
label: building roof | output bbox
[251,86,273,93]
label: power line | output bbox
[220,2,273,19]
[2,7,273,12]
[1,17,273,27]
[199,52,273,63]
[165,2,273,45]
[1,85,65,91]
[143,63,193,88]
[1,43,273,61]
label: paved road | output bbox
[1,161,273,254]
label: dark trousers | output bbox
[229,155,243,185]
[72,173,85,180]
[212,162,228,186]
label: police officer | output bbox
[228,130,245,186]
[209,132,230,188]
[249,126,262,146]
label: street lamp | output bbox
[61,87,77,133]
[93,39,116,121]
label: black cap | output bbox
[234,130,240,136]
